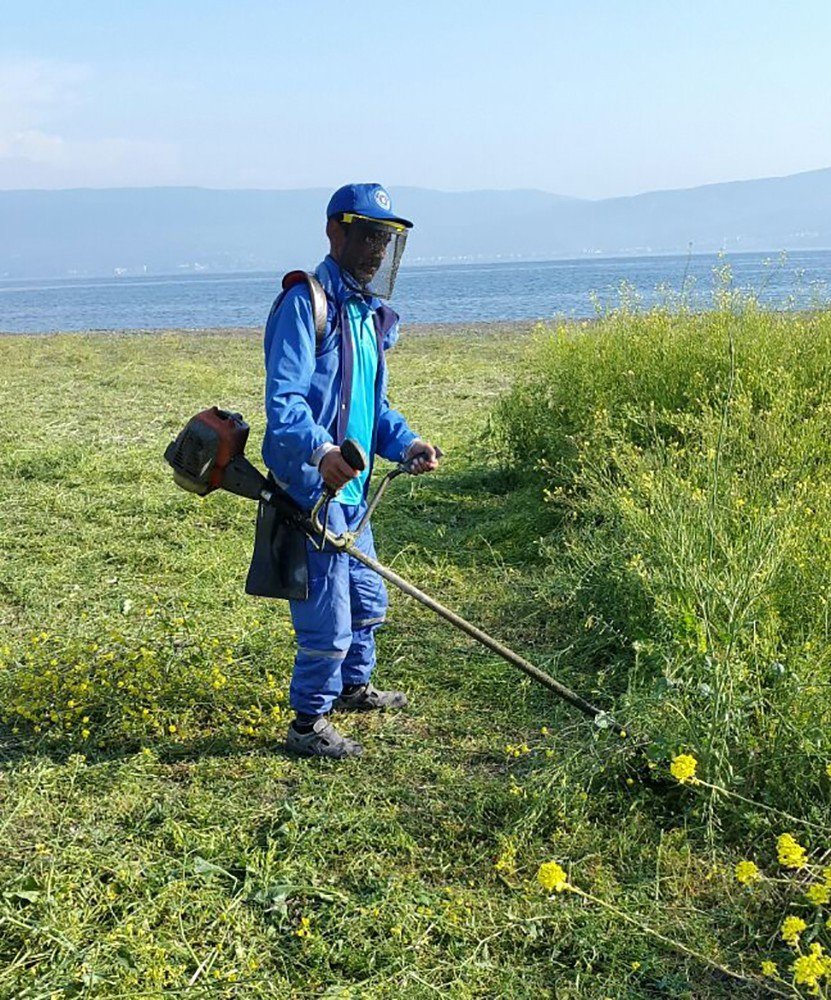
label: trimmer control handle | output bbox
[320,438,367,499]
[340,438,368,474]
[312,438,368,546]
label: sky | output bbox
[2,0,830,199]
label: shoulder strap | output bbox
[281,270,328,343]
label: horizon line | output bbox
[1,162,829,203]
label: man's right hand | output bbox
[319,447,361,491]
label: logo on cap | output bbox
[374,188,391,211]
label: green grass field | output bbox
[1,314,829,998]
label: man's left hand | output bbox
[404,440,440,475]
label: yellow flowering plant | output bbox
[534,854,785,995]
[735,860,761,886]
[669,753,698,784]
[807,884,831,907]
[792,942,831,995]
[1,611,290,749]
[748,831,831,994]
[537,861,569,893]
[781,916,808,947]
[662,748,831,992]
[778,834,809,870]
[494,840,517,876]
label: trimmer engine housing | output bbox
[164,407,268,501]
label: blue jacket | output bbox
[262,255,419,509]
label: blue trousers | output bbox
[288,501,388,715]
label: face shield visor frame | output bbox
[337,214,409,300]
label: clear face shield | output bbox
[338,214,409,300]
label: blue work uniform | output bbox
[262,256,419,716]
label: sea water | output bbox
[1,249,829,334]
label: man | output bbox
[262,183,439,759]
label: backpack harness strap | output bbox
[282,270,328,343]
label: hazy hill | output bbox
[1,168,829,278]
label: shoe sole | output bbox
[334,699,408,712]
[284,740,363,760]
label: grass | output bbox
[493,304,831,817]
[0,317,829,998]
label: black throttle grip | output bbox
[341,438,368,473]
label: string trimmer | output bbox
[164,407,629,737]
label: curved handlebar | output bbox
[310,441,444,545]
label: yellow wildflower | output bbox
[537,861,568,892]
[760,960,777,977]
[780,915,807,947]
[669,753,698,784]
[806,883,831,906]
[826,762,831,779]
[777,833,808,870]
[494,841,517,875]
[295,915,312,938]
[792,943,828,993]
[734,860,760,886]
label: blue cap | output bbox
[326,183,413,228]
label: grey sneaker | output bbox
[285,717,363,759]
[335,682,408,712]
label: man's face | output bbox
[334,219,393,286]
[327,213,408,300]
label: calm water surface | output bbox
[1,250,829,334]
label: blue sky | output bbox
[2,0,829,197]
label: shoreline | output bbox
[5,306,831,340]
[0,319,543,339]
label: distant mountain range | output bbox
[1,168,830,279]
